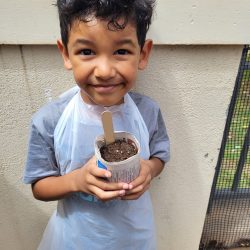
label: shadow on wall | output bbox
[0,175,53,250]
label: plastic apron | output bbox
[38,89,156,250]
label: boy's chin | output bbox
[82,94,124,106]
[94,98,124,107]
[80,88,126,106]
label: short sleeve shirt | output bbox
[23,90,170,184]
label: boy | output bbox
[23,0,170,249]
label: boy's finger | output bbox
[89,165,131,190]
[125,184,144,194]
[128,175,145,190]
[87,173,130,191]
[91,186,126,201]
[121,191,144,200]
[95,177,130,191]
[122,184,150,200]
[89,164,112,178]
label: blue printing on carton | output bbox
[97,160,107,170]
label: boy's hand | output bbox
[73,156,129,202]
[121,158,164,200]
[121,159,153,200]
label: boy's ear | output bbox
[138,39,153,70]
[57,40,72,70]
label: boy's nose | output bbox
[94,57,116,80]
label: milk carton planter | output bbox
[95,131,140,183]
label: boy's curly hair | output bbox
[56,0,155,49]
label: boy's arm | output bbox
[146,157,165,178]
[32,156,129,202]
[121,157,164,200]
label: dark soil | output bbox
[100,139,137,162]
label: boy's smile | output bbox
[58,18,152,106]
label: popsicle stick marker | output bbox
[101,111,115,145]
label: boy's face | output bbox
[58,18,152,106]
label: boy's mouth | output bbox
[90,83,123,94]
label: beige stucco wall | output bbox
[0,45,242,250]
[1,0,250,44]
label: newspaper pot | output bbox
[95,131,140,183]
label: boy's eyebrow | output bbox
[72,39,93,47]
[115,39,137,47]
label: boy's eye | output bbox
[79,49,94,56]
[115,49,129,55]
